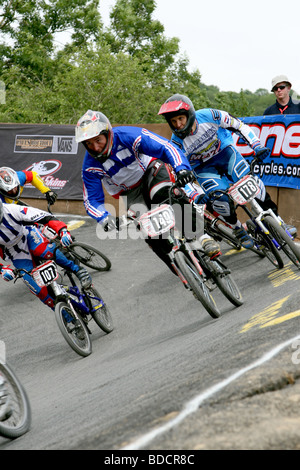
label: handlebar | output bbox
[249,152,268,173]
[13,267,31,281]
[47,202,53,215]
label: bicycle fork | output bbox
[248,200,293,249]
[168,241,205,289]
[51,281,92,333]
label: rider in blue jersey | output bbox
[158,94,297,247]
[75,110,221,267]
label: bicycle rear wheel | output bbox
[68,242,111,272]
[174,251,220,319]
[55,301,92,357]
[264,215,300,269]
[0,362,31,439]
[85,286,114,333]
[209,259,243,307]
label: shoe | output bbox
[282,223,297,237]
[201,237,221,259]
[277,216,297,237]
[62,308,74,323]
[75,267,92,288]
[233,226,254,249]
[73,320,86,341]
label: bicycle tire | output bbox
[55,301,92,357]
[215,223,243,250]
[68,242,111,272]
[0,362,31,439]
[209,259,243,307]
[85,286,114,333]
[174,251,220,319]
[264,216,300,269]
[246,220,284,269]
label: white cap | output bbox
[271,75,292,92]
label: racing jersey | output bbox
[170,109,261,170]
[0,204,67,261]
[0,170,51,204]
[82,126,193,223]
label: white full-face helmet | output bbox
[0,167,21,200]
[75,109,114,160]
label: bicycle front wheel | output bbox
[264,215,300,269]
[68,242,111,272]
[0,362,31,439]
[55,302,92,357]
[174,251,220,319]
[246,219,284,269]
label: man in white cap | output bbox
[264,75,300,115]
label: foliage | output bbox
[0,0,102,80]
[0,0,283,125]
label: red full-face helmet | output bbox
[158,94,196,139]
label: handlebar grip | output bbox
[255,149,266,159]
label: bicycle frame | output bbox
[134,188,205,280]
[20,260,94,329]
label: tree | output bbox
[103,0,179,77]
[0,0,102,80]
[0,0,211,124]
[213,90,254,117]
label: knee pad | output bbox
[22,274,55,309]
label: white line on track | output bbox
[121,334,300,450]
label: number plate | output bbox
[139,204,175,237]
[32,260,59,287]
[228,175,260,205]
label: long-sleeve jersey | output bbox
[82,126,193,223]
[170,109,261,171]
[1,170,51,204]
[0,204,67,261]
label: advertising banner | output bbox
[0,123,85,199]
[232,114,300,189]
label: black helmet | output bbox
[75,110,114,161]
[158,94,196,139]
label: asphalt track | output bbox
[1,215,300,451]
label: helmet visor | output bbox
[158,100,191,116]
[75,120,109,143]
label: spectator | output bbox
[264,75,300,115]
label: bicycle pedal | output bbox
[92,302,104,311]
[205,279,217,291]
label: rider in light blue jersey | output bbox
[158,94,297,247]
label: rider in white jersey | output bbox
[158,94,296,247]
